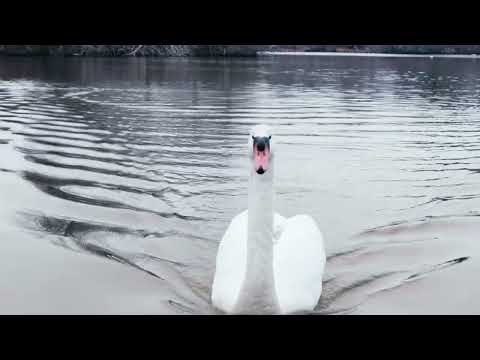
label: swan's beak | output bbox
[253,137,270,175]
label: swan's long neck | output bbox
[235,161,279,314]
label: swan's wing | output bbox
[211,210,248,313]
[273,215,326,314]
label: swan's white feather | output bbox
[211,210,287,313]
[212,212,324,314]
[273,215,326,314]
[211,211,247,313]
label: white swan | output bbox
[212,124,326,314]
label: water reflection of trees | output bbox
[256,56,480,112]
[0,56,258,132]
[0,57,261,186]
[3,55,480,134]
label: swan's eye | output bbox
[268,135,272,140]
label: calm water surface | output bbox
[1,55,480,314]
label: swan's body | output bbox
[211,125,326,314]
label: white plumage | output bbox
[211,125,326,314]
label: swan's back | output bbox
[211,211,287,314]
[273,215,326,314]
[212,212,325,314]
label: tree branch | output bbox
[126,45,143,56]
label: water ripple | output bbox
[2,56,480,314]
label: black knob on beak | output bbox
[257,140,266,152]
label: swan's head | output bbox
[249,124,273,175]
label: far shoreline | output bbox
[257,51,480,59]
[1,46,480,60]
[1,52,479,60]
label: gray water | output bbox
[1,55,480,314]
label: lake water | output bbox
[1,54,480,314]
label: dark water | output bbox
[1,55,480,314]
